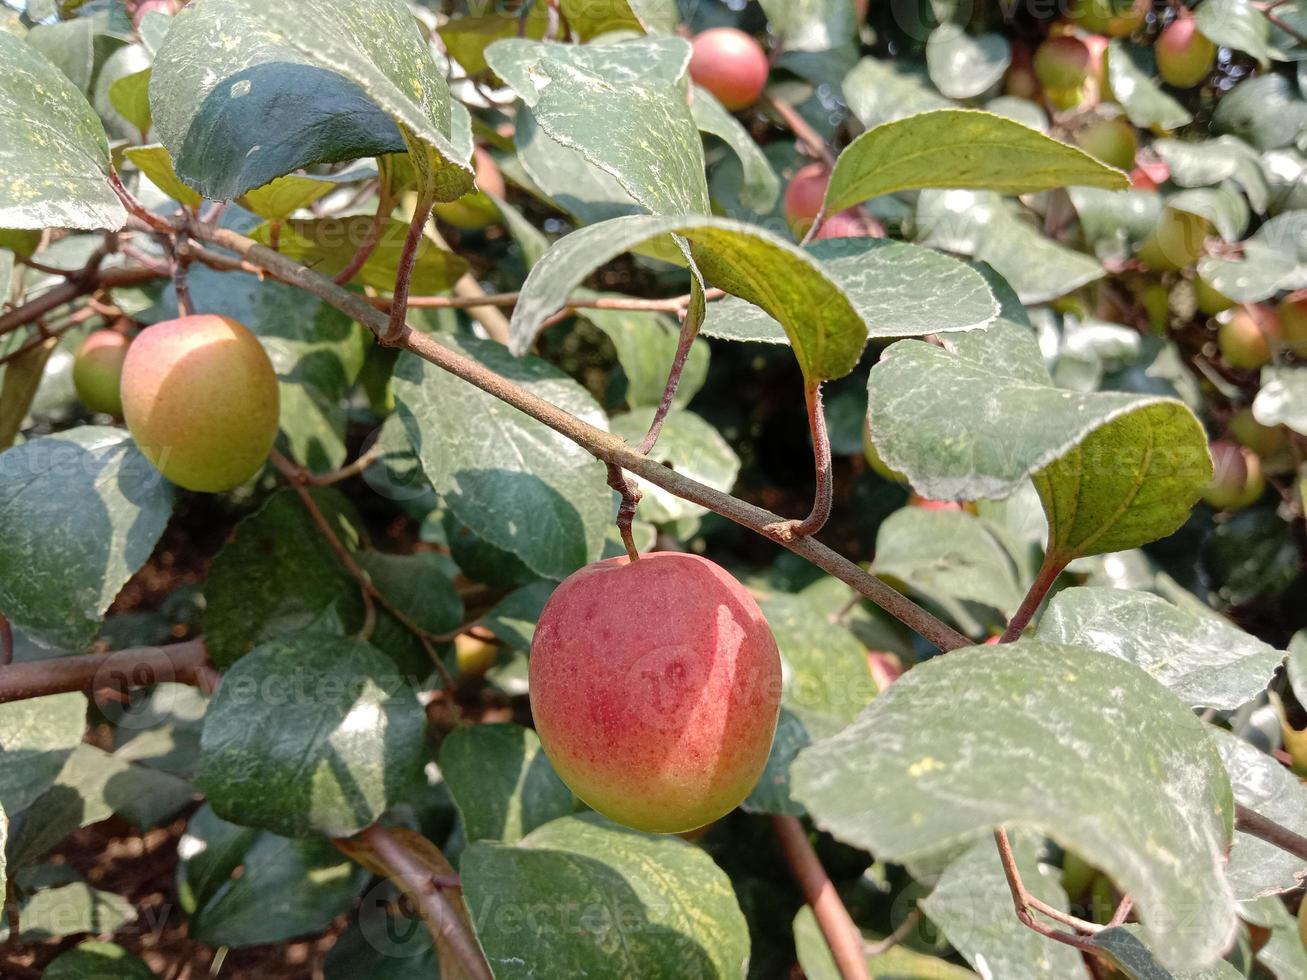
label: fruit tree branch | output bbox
[335,182,393,285]
[766,381,833,540]
[771,815,870,980]
[0,640,210,704]
[385,186,437,344]
[999,555,1067,643]
[992,829,1098,953]
[637,286,704,455]
[1235,802,1307,861]
[187,218,972,653]
[361,824,493,980]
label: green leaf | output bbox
[872,508,1026,615]
[178,804,368,948]
[1253,365,1307,436]
[7,879,136,941]
[203,488,362,668]
[938,263,1050,385]
[702,237,998,346]
[920,834,1085,979]
[151,0,471,202]
[760,0,856,53]
[479,580,555,654]
[94,43,151,140]
[439,723,577,843]
[1090,927,1244,979]
[250,216,468,292]
[0,427,174,650]
[1106,41,1192,132]
[43,942,157,980]
[24,16,103,94]
[106,66,152,136]
[843,56,949,130]
[1198,210,1307,302]
[486,38,708,220]
[608,409,739,524]
[691,85,780,213]
[925,26,1011,100]
[438,8,548,77]
[559,0,661,40]
[0,31,126,230]
[793,905,978,980]
[510,214,866,382]
[393,336,611,581]
[581,305,709,409]
[1239,895,1307,979]
[462,814,750,978]
[237,174,340,221]
[1212,74,1307,152]
[914,190,1106,304]
[1209,728,1307,900]
[744,594,875,816]
[197,635,427,839]
[0,692,86,815]
[1154,137,1269,214]
[825,109,1127,216]
[791,640,1237,972]
[1195,0,1271,67]
[357,550,463,675]
[124,143,203,207]
[867,341,1210,558]
[1038,587,1283,710]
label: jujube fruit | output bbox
[814,208,877,240]
[1276,292,1307,354]
[1076,117,1137,171]
[1202,440,1264,510]
[1194,274,1234,315]
[688,28,769,112]
[1218,305,1280,370]
[529,553,781,834]
[1136,208,1211,271]
[72,330,131,417]
[783,163,830,237]
[1069,0,1148,37]
[1229,407,1287,457]
[1035,35,1092,107]
[1156,15,1216,89]
[121,314,280,492]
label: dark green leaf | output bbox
[43,942,157,980]
[691,85,780,213]
[1090,926,1243,979]
[197,635,427,838]
[1195,0,1271,67]
[0,428,174,650]
[791,640,1237,971]
[6,880,135,941]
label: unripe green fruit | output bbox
[1156,15,1216,89]
[530,553,781,833]
[1141,283,1171,333]
[1229,407,1287,457]
[783,163,830,237]
[1194,274,1234,315]
[688,27,769,112]
[1034,36,1092,91]
[1061,852,1096,900]
[455,634,498,678]
[1218,305,1280,370]
[121,315,280,492]
[863,419,907,483]
[432,147,505,230]
[1202,440,1264,510]
[1276,292,1307,354]
[1136,208,1211,271]
[72,330,130,417]
[1069,0,1148,37]
[1076,117,1137,171]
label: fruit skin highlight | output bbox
[121,315,280,492]
[688,28,769,112]
[73,330,131,416]
[529,552,782,834]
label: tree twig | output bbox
[334,183,393,285]
[0,614,10,668]
[771,815,870,980]
[766,381,833,540]
[385,187,437,344]
[188,220,971,653]
[360,824,493,980]
[992,829,1098,953]
[864,909,920,958]
[606,462,643,562]
[0,640,210,704]
[999,554,1067,643]
[1235,802,1307,861]
[637,284,704,454]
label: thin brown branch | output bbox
[771,815,870,980]
[0,640,210,704]
[334,185,393,284]
[109,169,181,234]
[302,444,384,486]
[0,305,99,368]
[864,908,920,958]
[993,829,1098,953]
[385,188,437,344]
[766,94,836,168]
[637,285,704,455]
[1000,554,1067,643]
[766,381,833,540]
[1235,802,1307,861]
[0,266,159,339]
[606,462,643,562]
[1109,896,1133,928]
[189,220,970,653]
[360,825,493,980]
[0,614,10,668]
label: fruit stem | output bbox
[771,815,870,980]
[998,553,1067,643]
[992,828,1100,953]
[769,380,833,540]
[637,282,704,455]
[606,463,643,562]
[334,179,393,285]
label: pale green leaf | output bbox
[926,26,1011,100]
[794,905,978,980]
[581,304,709,408]
[1154,137,1269,214]
[124,143,202,207]
[691,85,780,212]
[1253,365,1307,435]
[0,692,87,815]
[237,173,340,221]
[1196,0,1271,67]
[760,0,855,52]
[608,408,739,524]
[1106,41,1192,132]
[791,640,1237,971]
[842,56,948,130]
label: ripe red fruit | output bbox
[1218,305,1281,370]
[1156,15,1216,89]
[72,330,131,417]
[1203,440,1264,510]
[783,162,830,237]
[432,147,505,230]
[814,208,877,240]
[529,553,781,833]
[688,28,769,112]
[122,315,280,492]
[133,0,175,29]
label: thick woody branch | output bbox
[0,640,209,704]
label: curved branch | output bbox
[334,183,392,285]
[1235,802,1307,861]
[0,640,210,704]
[188,220,970,653]
[637,284,704,455]
[766,381,833,540]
